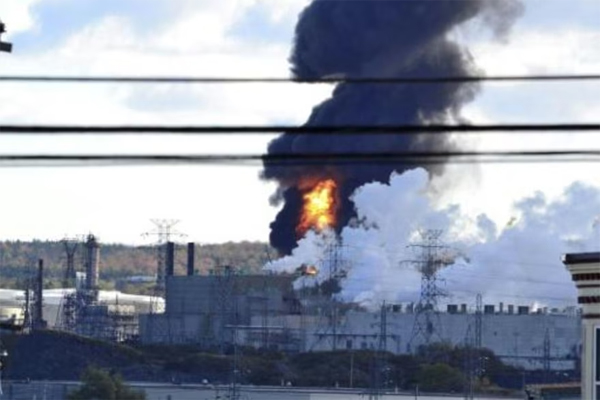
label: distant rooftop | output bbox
[562,252,600,265]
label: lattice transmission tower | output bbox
[405,230,449,352]
[309,237,350,351]
[142,219,185,295]
[61,237,79,288]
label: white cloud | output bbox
[0,0,41,35]
[471,28,600,75]
[0,1,333,244]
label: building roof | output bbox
[562,252,600,265]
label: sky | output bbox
[0,0,599,246]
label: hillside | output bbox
[1,330,533,395]
[0,240,278,290]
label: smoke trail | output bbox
[265,168,600,309]
[262,0,523,254]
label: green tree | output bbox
[68,367,146,400]
[417,363,465,393]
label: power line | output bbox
[0,123,599,135]
[1,74,600,84]
[0,151,597,167]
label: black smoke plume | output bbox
[262,0,522,254]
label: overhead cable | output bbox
[0,74,600,84]
[0,150,598,167]
[1,123,599,135]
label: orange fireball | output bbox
[297,179,338,236]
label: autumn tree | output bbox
[68,367,145,400]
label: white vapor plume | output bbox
[265,168,600,310]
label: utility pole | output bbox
[22,276,32,332]
[226,266,241,400]
[217,265,237,354]
[463,324,475,400]
[542,328,551,383]
[475,294,483,349]
[228,326,241,400]
[372,303,389,399]
[0,20,12,53]
[405,230,448,352]
[369,302,400,399]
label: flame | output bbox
[297,264,319,276]
[297,179,338,236]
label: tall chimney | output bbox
[187,242,195,276]
[34,259,45,329]
[85,234,100,291]
[166,241,175,277]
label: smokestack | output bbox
[261,0,523,254]
[166,241,175,277]
[187,242,195,276]
[34,259,45,330]
[85,234,100,291]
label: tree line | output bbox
[0,240,276,291]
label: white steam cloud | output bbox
[265,168,600,310]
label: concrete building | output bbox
[563,251,600,400]
[245,304,580,370]
[303,306,581,370]
[139,270,300,347]
[139,269,583,371]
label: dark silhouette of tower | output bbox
[406,230,448,352]
[61,238,79,288]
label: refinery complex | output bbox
[0,232,583,373]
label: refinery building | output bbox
[138,246,582,371]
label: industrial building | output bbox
[304,304,581,370]
[0,234,164,341]
[139,267,301,349]
[140,264,582,370]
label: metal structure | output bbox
[542,328,551,382]
[369,302,399,400]
[21,270,33,333]
[475,294,483,349]
[310,238,350,351]
[217,265,238,353]
[142,219,185,294]
[227,274,242,400]
[61,238,79,288]
[84,234,100,293]
[140,220,184,345]
[186,242,195,276]
[32,259,46,330]
[0,21,12,53]
[463,324,476,400]
[58,234,139,342]
[406,230,448,352]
